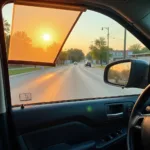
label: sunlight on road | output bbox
[35,74,55,84]
[10,64,141,106]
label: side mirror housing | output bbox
[104,59,149,89]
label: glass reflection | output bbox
[108,62,131,86]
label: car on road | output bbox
[74,61,78,65]
[1,1,150,150]
[85,61,91,67]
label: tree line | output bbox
[57,48,85,64]
[86,37,150,65]
[4,19,10,54]
[3,20,85,64]
[3,19,150,65]
[128,43,150,54]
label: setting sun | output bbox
[42,33,51,41]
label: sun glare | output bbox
[42,33,51,41]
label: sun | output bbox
[42,33,51,41]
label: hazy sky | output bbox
[8,4,82,63]
[2,3,144,54]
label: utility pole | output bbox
[123,28,127,59]
[102,27,109,64]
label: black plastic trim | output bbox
[12,95,138,135]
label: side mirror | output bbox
[104,59,149,88]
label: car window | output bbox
[7,3,83,64]
[3,3,146,106]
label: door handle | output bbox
[107,112,123,119]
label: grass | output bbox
[9,67,40,75]
[94,65,106,69]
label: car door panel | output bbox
[12,95,138,150]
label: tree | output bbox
[57,48,84,64]
[10,31,32,59]
[89,45,99,61]
[89,37,111,65]
[86,52,92,60]
[129,44,150,54]
[12,31,32,45]
[67,48,84,62]
[3,19,10,54]
[94,37,106,48]
[128,44,141,54]
[3,19,10,35]
[141,47,150,53]
[57,51,68,64]
[5,35,10,53]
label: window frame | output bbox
[1,1,150,109]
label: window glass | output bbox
[8,4,82,64]
[3,4,145,106]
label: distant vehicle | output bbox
[85,62,91,67]
[74,62,78,65]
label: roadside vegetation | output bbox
[57,48,85,64]
[9,67,40,75]
[128,43,150,54]
[3,19,149,70]
[94,65,105,69]
[86,37,149,67]
[86,37,113,66]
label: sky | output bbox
[2,3,144,55]
[7,4,82,63]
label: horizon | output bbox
[2,3,145,55]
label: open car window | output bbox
[3,3,148,106]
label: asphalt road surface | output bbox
[10,64,142,106]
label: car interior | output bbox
[0,0,150,150]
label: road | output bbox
[10,64,142,106]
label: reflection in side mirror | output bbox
[104,59,149,89]
[108,62,131,86]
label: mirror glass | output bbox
[108,62,131,86]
